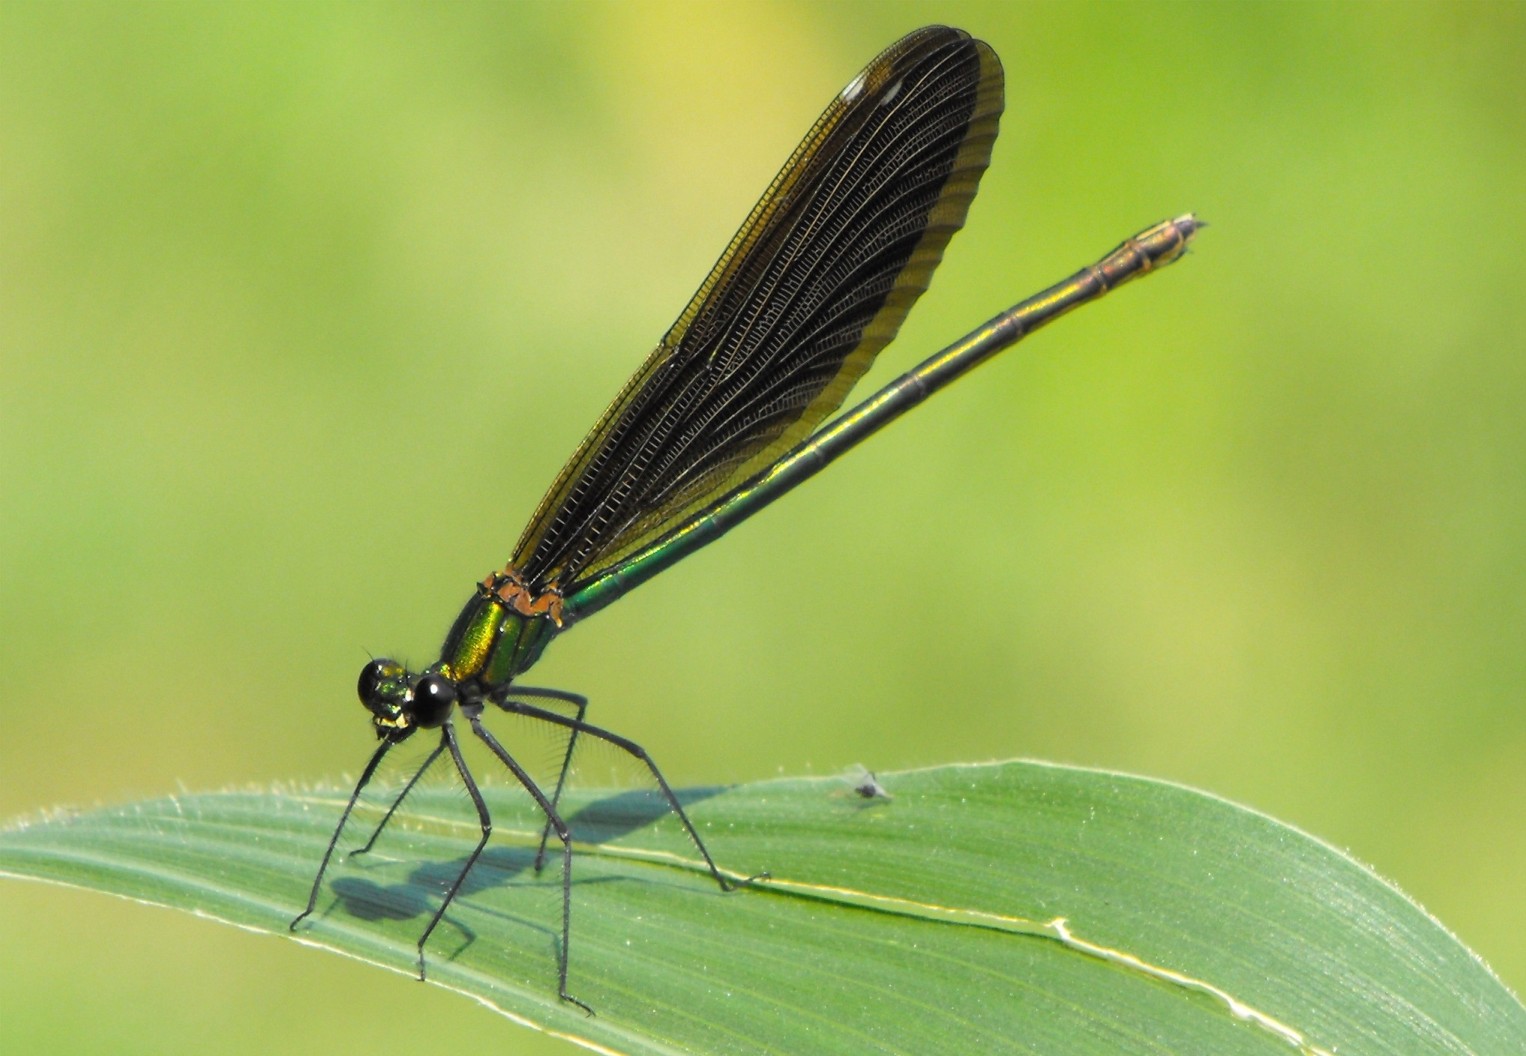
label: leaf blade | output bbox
[2,761,1519,1056]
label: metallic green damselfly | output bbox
[291,26,1201,1012]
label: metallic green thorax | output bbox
[438,584,558,687]
[354,584,559,741]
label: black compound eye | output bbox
[358,658,406,719]
[408,673,458,728]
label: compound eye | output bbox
[409,673,458,728]
[358,658,407,719]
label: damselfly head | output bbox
[357,658,460,740]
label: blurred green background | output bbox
[3,2,1522,1053]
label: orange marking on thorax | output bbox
[482,568,565,627]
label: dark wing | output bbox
[511,26,1004,593]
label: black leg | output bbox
[491,696,741,893]
[465,709,593,1015]
[291,738,394,930]
[502,685,588,873]
[413,721,494,981]
[348,741,445,858]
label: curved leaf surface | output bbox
[1,760,1519,1055]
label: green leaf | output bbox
[0,760,1519,1055]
